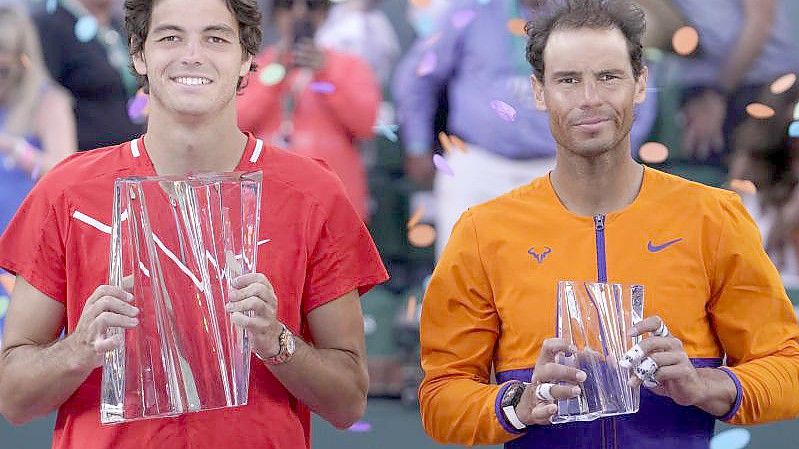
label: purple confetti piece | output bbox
[452,9,477,29]
[416,51,437,77]
[309,81,335,94]
[490,100,517,122]
[127,93,149,123]
[347,421,372,432]
[433,154,454,176]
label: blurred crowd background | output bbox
[1,0,799,448]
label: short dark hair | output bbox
[525,0,646,82]
[124,0,263,93]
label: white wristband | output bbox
[502,404,527,430]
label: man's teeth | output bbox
[175,77,211,85]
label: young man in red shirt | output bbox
[0,1,388,448]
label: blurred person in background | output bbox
[0,6,77,348]
[33,0,143,151]
[316,0,400,87]
[237,0,381,222]
[671,0,799,166]
[393,0,657,256]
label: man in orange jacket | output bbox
[418,0,799,447]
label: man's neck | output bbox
[143,105,247,176]
[549,145,644,217]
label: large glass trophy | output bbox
[552,281,644,423]
[101,171,262,424]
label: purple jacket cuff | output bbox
[495,381,526,435]
[717,367,743,422]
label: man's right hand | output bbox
[66,285,139,371]
[405,153,435,190]
[515,338,586,426]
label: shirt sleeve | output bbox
[301,166,388,314]
[419,211,520,445]
[0,176,68,303]
[709,192,799,424]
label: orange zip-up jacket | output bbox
[420,167,799,447]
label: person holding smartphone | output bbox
[237,0,381,222]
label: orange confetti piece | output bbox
[408,224,437,248]
[507,18,527,37]
[407,207,425,229]
[672,26,699,56]
[638,142,669,164]
[449,135,468,153]
[405,296,418,322]
[729,179,757,195]
[0,273,15,295]
[746,103,775,119]
[438,132,455,154]
[770,73,796,95]
[410,0,431,7]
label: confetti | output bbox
[793,102,799,120]
[373,123,399,142]
[789,121,799,138]
[423,32,443,48]
[449,134,468,153]
[638,142,669,164]
[127,91,149,123]
[46,0,57,14]
[347,421,372,432]
[309,81,335,94]
[770,73,796,95]
[745,103,775,119]
[438,132,454,154]
[477,0,491,5]
[729,179,757,195]
[433,154,454,176]
[452,9,477,29]
[0,273,14,296]
[507,18,527,37]
[75,16,99,43]
[0,297,8,318]
[416,51,437,77]
[363,314,376,335]
[490,100,517,122]
[406,296,418,322]
[407,207,424,229]
[259,63,286,86]
[408,224,437,248]
[672,26,699,56]
[709,428,750,449]
[413,16,435,37]
[410,0,431,7]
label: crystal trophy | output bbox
[552,281,644,423]
[101,171,262,424]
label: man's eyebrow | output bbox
[551,71,581,78]
[204,24,236,36]
[150,24,184,34]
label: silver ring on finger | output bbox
[653,321,670,338]
[535,382,556,402]
[643,376,660,388]
[633,357,659,381]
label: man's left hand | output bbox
[622,316,707,407]
[293,39,326,71]
[226,273,283,359]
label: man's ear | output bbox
[132,40,147,76]
[633,65,648,105]
[531,74,547,111]
[240,54,254,78]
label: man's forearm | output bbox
[267,337,368,429]
[0,337,91,425]
[695,367,737,418]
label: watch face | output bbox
[501,383,522,408]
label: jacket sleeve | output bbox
[709,192,799,424]
[419,211,522,445]
[314,51,381,140]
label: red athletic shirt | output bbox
[0,133,389,449]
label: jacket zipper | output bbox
[594,214,615,449]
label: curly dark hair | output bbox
[525,0,646,82]
[124,0,262,93]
